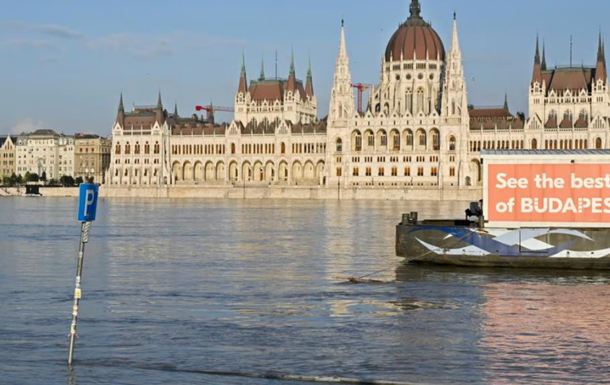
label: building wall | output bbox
[15,131,75,180]
[75,136,112,183]
[0,136,16,179]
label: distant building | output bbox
[74,134,111,183]
[0,135,16,179]
[16,129,75,180]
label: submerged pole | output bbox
[67,184,99,365]
[68,221,91,365]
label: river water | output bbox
[0,198,609,385]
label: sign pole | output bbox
[68,221,91,365]
[67,183,99,366]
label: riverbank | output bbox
[1,185,482,201]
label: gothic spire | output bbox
[287,50,297,92]
[174,102,178,117]
[504,93,509,111]
[118,93,124,112]
[259,58,265,81]
[532,35,543,84]
[290,49,295,75]
[534,34,541,65]
[541,40,547,71]
[305,56,314,98]
[238,53,248,93]
[156,91,163,110]
[241,52,247,77]
[450,11,460,54]
[596,31,607,81]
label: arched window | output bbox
[531,138,538,150]
[144,142,150,154]
[336,138,343,153]
[134,142,140,155]
[416,88,424,113]
[449,136,456,151]
[125,142,131,155]
[281,142,286,154]
[406,130,413,147]
[405,89,413,114]
[596,137,603,149]
[115,144,121,155]
[392,131,400,151]
[154,142,160,154]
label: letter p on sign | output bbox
[78,184,99,222]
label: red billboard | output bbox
[487,164,610,226]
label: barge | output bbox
[396,150,610,270]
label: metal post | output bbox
[68,221,92,365]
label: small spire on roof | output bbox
[241,52,247,77]
[118,93,124,112]
[174,102,178,117]
[259,58,265,81]
[157,91,163,110]
[541,40,547,71]
[504,92,509,111]
[290,49,295,75]
[534,34,540,64]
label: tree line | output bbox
[1,171,94,187]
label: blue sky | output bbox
[1,0,608,136]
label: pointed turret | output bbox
[305,57,314,98]
[116,93,125,125]
[287,50,297,92]
[259,59,265,81]
[596,31,607,81]
[238,53,248,94]
[174,102,179,117]
[155,91,164,124]
[504,93,509,111]
[541,41,547,71]
[532,35,543,84]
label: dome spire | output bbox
[409,0,421,20]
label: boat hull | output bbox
[396,222,610,270]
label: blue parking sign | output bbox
[78,184,99,222]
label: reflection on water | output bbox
[0,198,608,385]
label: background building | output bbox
[0,136,16,180]
[74,134,111,183]
[16,129,74,180]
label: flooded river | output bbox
[0,198,609,384]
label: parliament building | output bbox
[107,0,610,190]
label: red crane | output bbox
[195,105,234,124]
[352,83,373,114]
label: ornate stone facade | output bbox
[15,129,75,180]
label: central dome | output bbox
[385,0,445,62]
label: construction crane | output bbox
[352,83,373,114]
[195,105,234,124]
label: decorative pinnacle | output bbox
[157,91,162,109]
[118,93,124,112]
